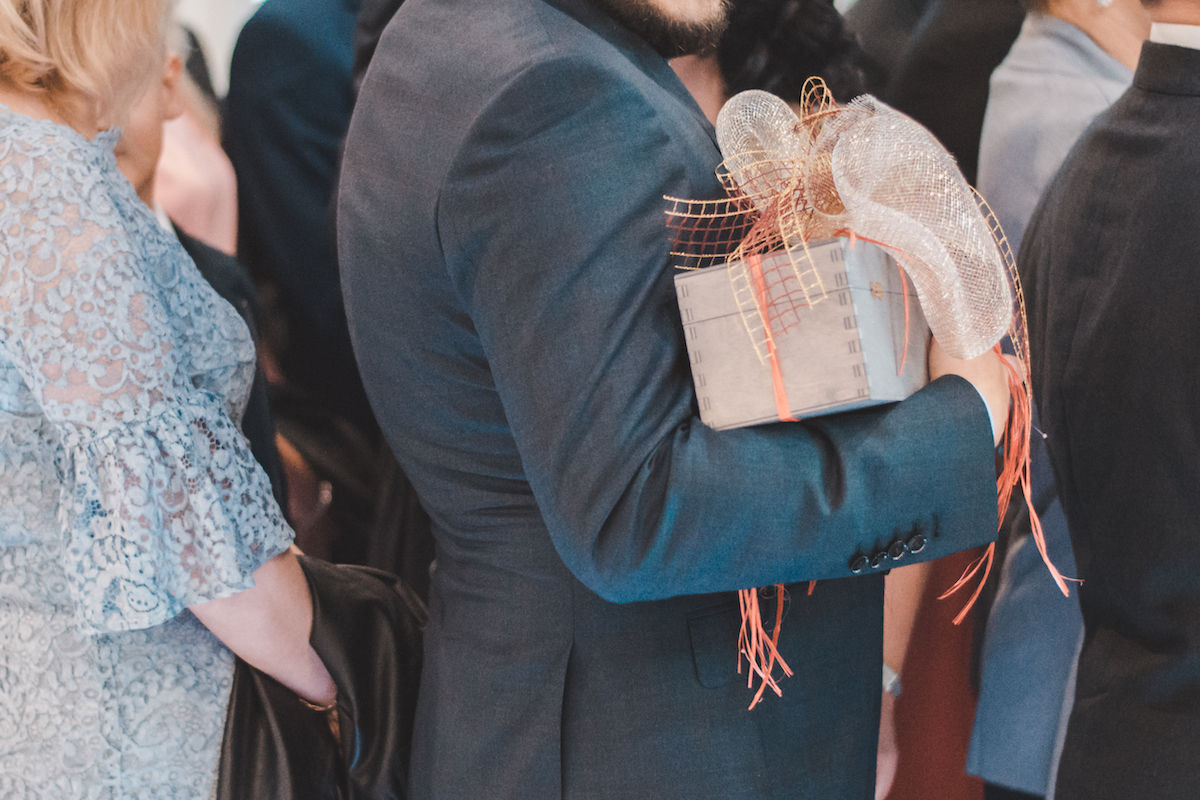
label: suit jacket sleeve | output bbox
[433,54,998,603]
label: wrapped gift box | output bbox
[674,238,930,431]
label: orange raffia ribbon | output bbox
[937,195,1076,622]
[738,584,793,709]
[746,254,801,425]
[937,348,1072,622]
[737,237,915,707]
[737,254,796,709]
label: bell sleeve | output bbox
[0,185,293,633]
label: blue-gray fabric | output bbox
[967,14,1130,795]
[1021,41,1200,800]
[337,0,998,796]
[977,14,1133,256]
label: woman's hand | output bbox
[189,545,336,707]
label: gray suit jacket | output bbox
[1021,41,1200,800]
[338,0,998,797]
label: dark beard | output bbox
[593,0,731,58]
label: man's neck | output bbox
[1147,0,1200,26]
[1046,1,1150,72]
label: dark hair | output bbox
[716,0,885,103]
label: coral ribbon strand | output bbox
[737,256,799,708]
[940,343,1076,622]
[746,254,800,423]
[896,260,911,377]
[937,542,995,625]
[738,585,793,710]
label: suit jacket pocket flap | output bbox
[687,601,742,689]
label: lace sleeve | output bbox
[0,123,292,633]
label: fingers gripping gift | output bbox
[666,80,1068,709]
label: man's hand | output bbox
[928,338,1015,447]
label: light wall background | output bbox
[176,0,265,96]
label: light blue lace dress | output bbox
[0,109,294,797]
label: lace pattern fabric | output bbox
[0,540,230,800]
[0,364,63,544]
[0,107,292,628]
[0,108,292,794]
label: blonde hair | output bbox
[0,0,173,127]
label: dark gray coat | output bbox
[1021,41,1200,800]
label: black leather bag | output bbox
[217,557,427,800]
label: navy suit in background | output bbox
[352,0,404,92]
[225,0,371,430]
[844,0,930,80]
[1021,41,1200,800]
[225,0,418,570]
[338,0,1000,797]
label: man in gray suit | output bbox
[337,1,1010,797]
[1019,2,1200,798]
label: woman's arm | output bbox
[876,560,933,799]
[189,546,336,706]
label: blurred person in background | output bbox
[226,0,392,568]
[672,0,883,123]
[842,0,929,80]
[884,0,1025,185]
[154,35,240,258]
